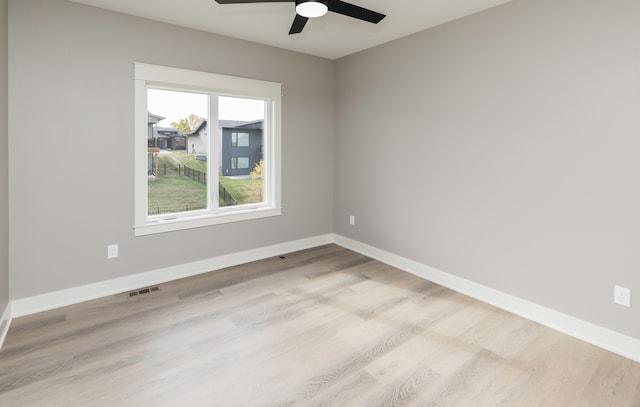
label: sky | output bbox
[147,88,265,128]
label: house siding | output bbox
[221,128,262,176]
[188,125,207,155]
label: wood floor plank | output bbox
[1,244,639,406]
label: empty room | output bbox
[1,0,639,405]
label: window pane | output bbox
[146,88,208,216]
[231,132,250,147]
[237,157,249,168]
[218,96,265,207]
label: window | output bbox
[134,63,282,236]
[231,157,250,169]
[232,132,250,147]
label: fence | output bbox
[219,183,237,206]
[181,164,237,206]
[151,161,237,209]
[148,204,207,216]
[182,165,207,185]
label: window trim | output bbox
[134,63,282,236]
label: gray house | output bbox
[186,119,263,176]
[147,111,186,150]
[220,120,263,177]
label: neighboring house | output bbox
[187,120,208,156]
[220,120,263,177]
[186,120,263,176]
[147,111,186,150]
[147,111,164,147]
[156,126,185,150]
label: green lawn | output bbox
[169,151,207,172]
[219,176,260,206]
[147,151,260,215]
[148,176,207,215]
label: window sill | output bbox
[134,207,282,236]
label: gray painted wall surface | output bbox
[334,0,640,339]
[0,0,8,310]
[8,0,334,299]
[6,0,639,346]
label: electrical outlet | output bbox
[107,244,118,259]
[349,215,355,226]
[614,285,631,307]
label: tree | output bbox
[170,114,205,133]
[246,160,263,203]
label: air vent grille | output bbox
[129,286,160,297]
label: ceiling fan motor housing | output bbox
[295,0,329,18]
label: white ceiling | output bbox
[68,0,512,60]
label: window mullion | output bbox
[209,94,220,213]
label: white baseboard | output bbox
[333,234,640,363]
[0,302,11,350]
[10,234,334,318]
[7,232,640,364]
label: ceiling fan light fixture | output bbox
[295,0,328,18]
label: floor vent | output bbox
[129,286,160,297]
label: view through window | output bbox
[146,91,266,216]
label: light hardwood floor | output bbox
[1,244,639,406]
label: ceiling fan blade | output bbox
[327,0,385,24]
[214,0,291,4]
[289,14,309,34]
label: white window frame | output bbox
[134,63,282,236]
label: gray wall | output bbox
[6,0,639,344]
[334,0,640,339]
[8,0,334,299]
[0,0,8,311]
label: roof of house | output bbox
[185,119,264,136]
[156,126,180,133]
[188,120,208,135]
[147,111,166,122]
[219,120,263,130]
[155,127,182,139]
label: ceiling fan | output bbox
[213,0,386,35]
